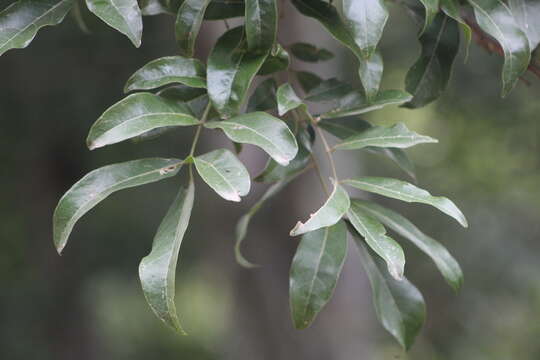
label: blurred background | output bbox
[1,1,539,359]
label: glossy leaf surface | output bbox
[124,56,206,93]
[247,78,277,112]
[205,112,298,166]
[508,0,540,49]
[53,158,182,253]
[86,0,142,47]
[139,179,194,333]
[194,149,250,202]
[348,200,405,280]
[0,0,73,56]
[258,44,289,75]
[343,177,468,227]
[245,0,277,52]
[277,83,304,116]
[358,51,384,101]
[321,90,412,119]
[290,221,348,329]
[290,183,350,236]
[87,93,199,149]
[354,200,463,290]
[175,0,211,57]
[207,26,268,118]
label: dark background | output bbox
[1,1,539,359]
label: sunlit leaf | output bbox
[508,0,540,49]
[86,0,142,47]
[277,83,304,116]
[358,51,384,101]
[245,0,277,53]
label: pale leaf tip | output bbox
[289,221,304,236]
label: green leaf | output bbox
[508,0,540,49]
[468,0,530,96]
[193,149,250,202]
[318,117,416,181]
[417,0,439,34]
[290,221,348,329]
[53,158,182,253]
[258,43,289,75]
[348,200,405,280]
[440,0,472,58]
[124,56,206,93]
[277,83,304,116]
[351,229,425,350]
[290,42,334,62]
[205,112,298,166]
[245,0,277,53]
[335,122,438,150]
[305,78,353,102]
[296,71,323,93]
[140,0,173,16]
[247,78,277,112]
[87,93,199,149]
[342,177,468,227]
[157,85,207,102]
[353,200,463,290]
[321,90,412,119]
[205,0,244,20]
[358,51,384,101]
[207,26,268,118]
[175,0,211,57]
[139,177,194,333]
[404,13,460,108]
[341,0,389,59]
[290,183,350,236]
[0,0,73,57]
[86,0,142,47]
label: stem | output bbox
[223,19,231,30]
[189,103,212,157]
[314,122,338,181]
[310,154,330,196]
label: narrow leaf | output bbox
[358,51,384,101]
[353,200,463,290]
[335,123,437,150]
[53,158,182,253]
[175,0,211,57]
[86,0,142,47]
[417,0,439,34]
[342,177,468,227]
[194,149,250,202]
[296,71,323,93]
[277,83,304,116]
[348,200,405,279]
[468,0,530,96]
[205,112,298,166]
[0,0,73,57]
[87,93,199,149]
[139,178,194,333]
[207,26,268,118]
[245,0,278,53]
[351,229,425,350]
[290,221,348,329]
[404,13,460,108]
[440,0,472,59]
[321,90,412,119]
[290,183,350,236]
[124,56,206,93]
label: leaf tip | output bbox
[289,222,304,236]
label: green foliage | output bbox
[2,0,538,350]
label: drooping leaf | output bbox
[124,56,206,93]
[468,0,530,96]
[193,149,250,202]
[207,26,268,118]
[87,93,199,149]
[53,158,182,253]
[335,122,438,150]
[205,112,298,166]
[290,221,348,329]
[353,200,463,290]
[440,0,472,58]
[318,117,417,181]
[404,13,460,108]
[417,0,439,34]
[247,78,277,112]
[321,90,412,119]
[139,178,194,333]
[508,0,540,49]
[351,229,426,350]
[358,51,384,101]
[245,0,277,53]
[305,78,353,102]
[342,177,468,227]
[258,43,289,75]
[341,0,389,59]
[175,0,211,57]
[296,71,323,93]
[86,0,142,47]
[290,183,350,236]
[0,0,73,57]
[290,42,334,62]
[348,200,405,280]
[277,83,304,116]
